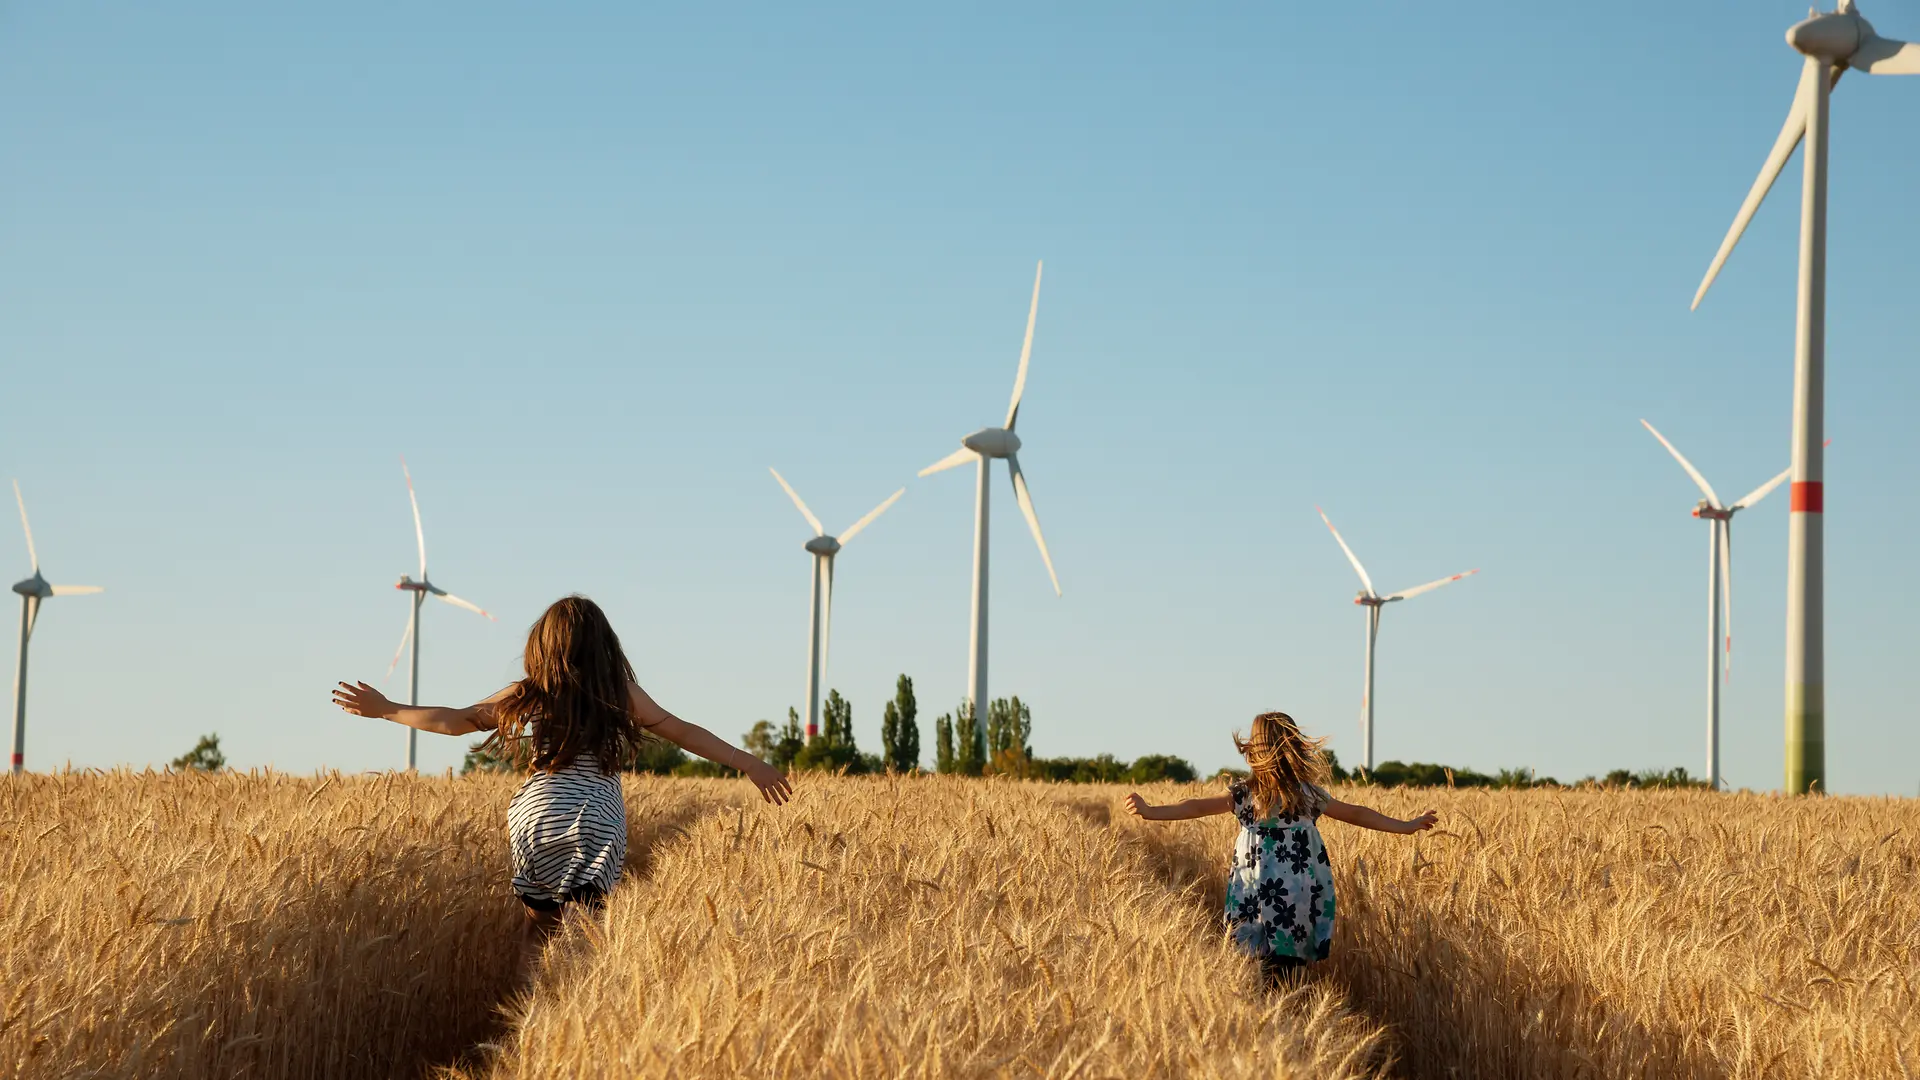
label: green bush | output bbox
[1027,754,1129,784]
[1124,754,1196,784]
[627,736,689,775]
[171,734,226,773]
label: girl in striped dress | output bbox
[333,595,791,945]
[1125,711,1435,982]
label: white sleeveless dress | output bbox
[506,751,627,905]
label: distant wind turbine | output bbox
[385,459,495,770]
[1690,1,1917,792]
[918,261,1061,758]
[768,469,904,740]
[1316,507,1477,773]
[1640,421,1824,791]
[10,481,103,774]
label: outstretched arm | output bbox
[628,681,793,805]
[332,681,510,736]
[1124,793,1233,821]
[1322,800,1437,835]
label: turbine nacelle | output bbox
[1789,9,1871,63]
[804,536,842,557]
[1693,503,1734,521]
[1353,592,1392,607]
[961,427,1022,459]
[12,574,49,599]
[395,575,429,593]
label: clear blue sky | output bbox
[4,2,1916,793]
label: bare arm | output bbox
[332,681,510,736]
[1124,793,1233,822]
[1322,799,1437,835]
[628,681,793,805]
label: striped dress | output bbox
[506,751,627,905]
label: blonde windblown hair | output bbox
[1232,711,1332,820]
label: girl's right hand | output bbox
[1124,793,1157,820]
[333,681,396,720]
[743,758,794,806]
[1402,809,1439,834]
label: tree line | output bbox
[461,673,1199,783]
[164,727,1707,791]
[1317,754,1712,790]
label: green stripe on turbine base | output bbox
[1784,682,1825,795]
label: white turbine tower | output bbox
[768,469,904,740]
[1690,1,1917,793]
[1641,420,1797,791]
[918,261,1062,757]
[385,459,495,770]
[1316,508,1477,774]
[10,481,103,774]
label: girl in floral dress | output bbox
[1125,711,1436,980]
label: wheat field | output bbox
[1,771,1914,1079]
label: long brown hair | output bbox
[481,595,647,773]
[1233,711,1332,820]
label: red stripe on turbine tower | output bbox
[1790,482,1823,513]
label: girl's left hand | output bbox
[333,681,396,720]
[1403,809,1439,834]
[743,758,794,806]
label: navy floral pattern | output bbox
[1224,781,1335,963]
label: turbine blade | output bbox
[838,488,904,546]
[25,595,40,638]
[1005,260,1042,430]
[12,480,38,574]
[435,591,496,620]
[1855,31,1920,74]
[385,611,414,681]
[1007,453,1061,596]
[768,468,824,536]
[1730,438,1828,509]
[1732,466,1792,510]
[1692,61,1814,310]
[1385,568,1479,602]
[48,585,102,596]
[402,457,427,578]
[1720,520,1734,682]
[918,447,977,478]
[820,555,834,679]
[1640,419,1722,507]
[1315,507,1375,596]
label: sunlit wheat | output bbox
[4,772,1913,1079]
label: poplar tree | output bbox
[775,707,805,769]
[934,713,955,774]
[882,674,920,772]
[955,699,983,776]
[986,696,1033,776]
[795,691,860,772]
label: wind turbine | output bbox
[918,261,1061,757]
[1690,1,1917,793]
[385,459,494,770]
[1315,508,1477,773]
[1640,420,1798,791]
[10,481,103,774]
[768,469,904,740]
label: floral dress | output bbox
[1224,780,1336,962]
